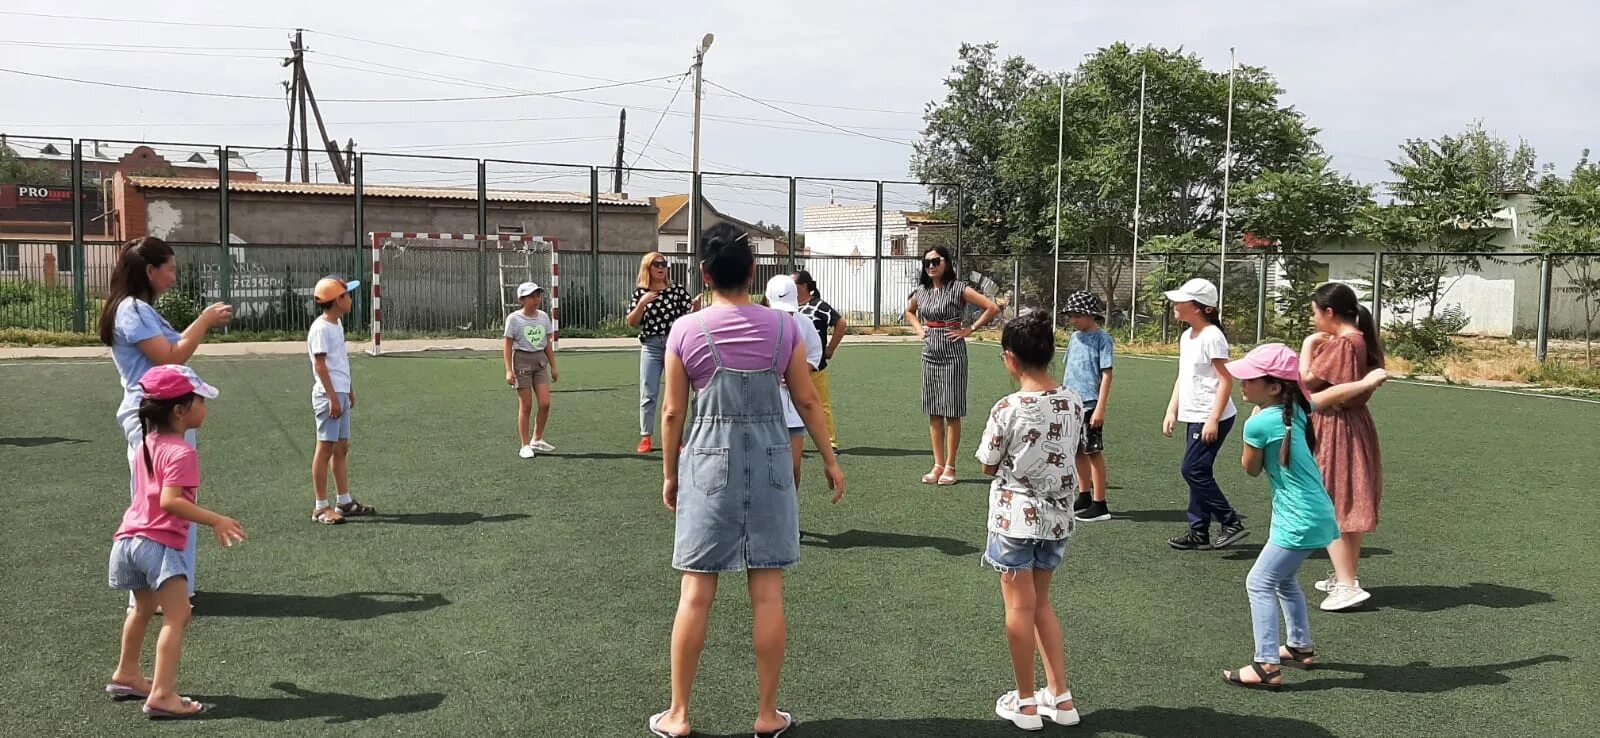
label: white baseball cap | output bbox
[1164,278,1219,308]
[516,282,543,298]
[764,274,799,312]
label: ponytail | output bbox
[1274,379,1317,466]
[135,393,196,476]
[99,237,175,346]
[1355,305,1385,369]
[1200,303,1228,339]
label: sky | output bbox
[3,0,1597,225]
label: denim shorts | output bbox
[313,392,353,442]
[108,536,192,592]
[984,533,1069,573]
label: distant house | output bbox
[799,204,957,321]
[650,194,793,255]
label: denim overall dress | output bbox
[672,312,801,573]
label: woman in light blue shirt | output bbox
[98,237,232,600]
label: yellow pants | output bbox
[812,368,837,447]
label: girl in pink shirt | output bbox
[106,365,245,719]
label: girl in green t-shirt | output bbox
[1219,343,1390,690]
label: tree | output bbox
[1231,157,1371,337]
[0,145,68,185]
[912,43,1048,256]
[1361,133,1504,322]
[1532,152,1600,366]
[1459,120,1542,193]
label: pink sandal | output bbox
[921,465,946,484]
[937,467,957,485]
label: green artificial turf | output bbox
[0,345,1594,736]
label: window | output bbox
[496,224,526,235]
[890,235,908,256]
[674,241,689,253]
[55,243,74,272]
[1,243,18,271]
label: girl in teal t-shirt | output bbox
[1218,343,1389,690]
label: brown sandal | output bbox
[1280,645,1316,670]
[312,507,346,525]
[1222,662,1283,691]
[336,500,376,517]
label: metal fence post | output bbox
[477,160,488,328]
[954,187,964,267]
[873,181,884,329]
[71,142,86,332]
[1370,252,1385,328]
[1012,256,1021,319]
[1161,252,1172,342]
[1536,254,1553,363]
[1255,252,1269,343]
[218,147,231,312]
[590,167,601,331]
[787,176,797,272]
[352,155,364,331]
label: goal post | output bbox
[367,232,560,356]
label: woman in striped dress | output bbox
[905,246,1000,486]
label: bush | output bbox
[0,282,86,331]
[1385,305,1468,364]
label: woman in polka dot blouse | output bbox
[627,251,695,453]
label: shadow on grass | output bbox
[838,446,925,457]
[558,451,660,461]
[194,681,445,723]
[802,529,978,556]
[1114,509,1191,523]
[0,436,88,447]
[1218,545,1395,562]
[366,512,531,526]
[551,385,629,394]
[193,591,450,620]
[1363,583,1554,612]
[1294,655,1570,693]
[781,706,1337,737]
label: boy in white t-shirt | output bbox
[1161,278,1246,550]
[307,275,375,525]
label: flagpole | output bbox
[1051,71,1066,332]
[1130,66,1146,340]
[1218,47,1236,317]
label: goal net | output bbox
[368,232,560,355]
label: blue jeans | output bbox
[639,336,667,437]
[1247,543,1315,664]
[1183,416,1239,534]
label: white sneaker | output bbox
[994,691,1044,731]
[1036,687,1081,726]
[1320,583,1372,611]
[531,439,555,452]
[1313,572,1361,593]
[518,445,536,459]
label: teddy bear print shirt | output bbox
[975,386,1085,540]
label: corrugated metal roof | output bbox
[127,176,651,207]
[3,140,259,172]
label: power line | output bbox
[703,78,914,147]
[0,66,686,104]
[631,73,691,169]
[0,9,288,31]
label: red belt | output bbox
[925,321,961,328]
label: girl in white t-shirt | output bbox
[1161,278,1249,551]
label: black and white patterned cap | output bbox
[1062,290,1105,317]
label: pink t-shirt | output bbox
[667,304,802,390]
[115,431,200,550]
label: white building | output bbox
[799,204,954,322]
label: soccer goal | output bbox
[367,232,560,356]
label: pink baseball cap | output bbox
[139,364,220,401]
[1224,343,1300,382]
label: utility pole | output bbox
[282,29,349,184]
[282,34,299,182]
[689,33,714,295]
[613,109,626,194]
[1218,47,1236,316]
[1051,71,1066,332]
[1130,66,1147,338]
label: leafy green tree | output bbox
[1532,153,1600,365]
[0,145,68,185]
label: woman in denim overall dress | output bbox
[650,223,845,738]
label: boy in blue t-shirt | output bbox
[1060,291,1114,522]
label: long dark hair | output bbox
[1000,310,1055,370]
[1265,377,1317,466]
[699,222,754,293]
[917,246,955,289]
[792,269,820,300]
[137,392,196,477]
[1181,301,1227,340]
[1313,282,1385,368]
[99,237,175,346]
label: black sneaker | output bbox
[1213,520,1250,549]
[1168,530,1212,550]
[1072,493,1092,513]
[1076,500,1112,522]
